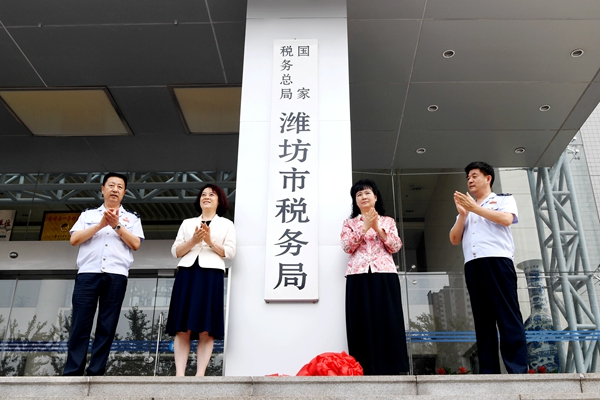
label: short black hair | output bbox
[194,184,230,217]
[102,172,128,189]
[465,161,494,188]
[349,179,385,218]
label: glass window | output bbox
[0,279,16,344]
[1,278,74,376]
[404,272,476,374]
[354,167,599,374]
[0,273,228,377]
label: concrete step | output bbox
[9,396,584,400]
[2,398,600,400]
[0,374,599,399]
[3,397,600,400]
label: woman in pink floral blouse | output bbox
[340,179,409,375]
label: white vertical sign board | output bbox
[264,40,319,302]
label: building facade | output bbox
[1,0,600,376]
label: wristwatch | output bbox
[114,224,121,231]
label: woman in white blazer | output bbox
[165,184,236,376]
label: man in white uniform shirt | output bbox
[449,161,527,374]
[63,172,144,376]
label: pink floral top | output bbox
[340,215,402,276]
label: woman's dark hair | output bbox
[349,179,385,218]
[194,184,229,216]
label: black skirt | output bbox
[165,258,224,340]
[346,270,409,375]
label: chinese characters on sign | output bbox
[265,40,319,302]
[0,210,15,241]
[39,211,81,241]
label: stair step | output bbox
[0,374,599,399]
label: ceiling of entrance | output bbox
[1,0,600,174]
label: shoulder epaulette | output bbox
[124,208,140,218]
[497,193,512,196]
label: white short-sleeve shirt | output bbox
[70,205,145,276]
[459,192,518,264]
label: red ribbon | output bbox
[296,351,364,376]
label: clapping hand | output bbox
[453,191,476,216]
[362,208,379,233]
[191,225,205,244]
[200,222,212,247]
[104,208,120,229]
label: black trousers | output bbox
[465,257,528,374]
[63,273,128,376]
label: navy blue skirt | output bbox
[165,258,224,340]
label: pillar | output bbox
[225,0,352,375]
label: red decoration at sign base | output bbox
[296,351,364,376]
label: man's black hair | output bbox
[102,172,128,189]
[465,161,494,189]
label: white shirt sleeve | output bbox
[499,195,519,224]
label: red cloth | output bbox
[296,351,364,376]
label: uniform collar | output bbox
[99,204,124,212]
[480,192,497,206]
